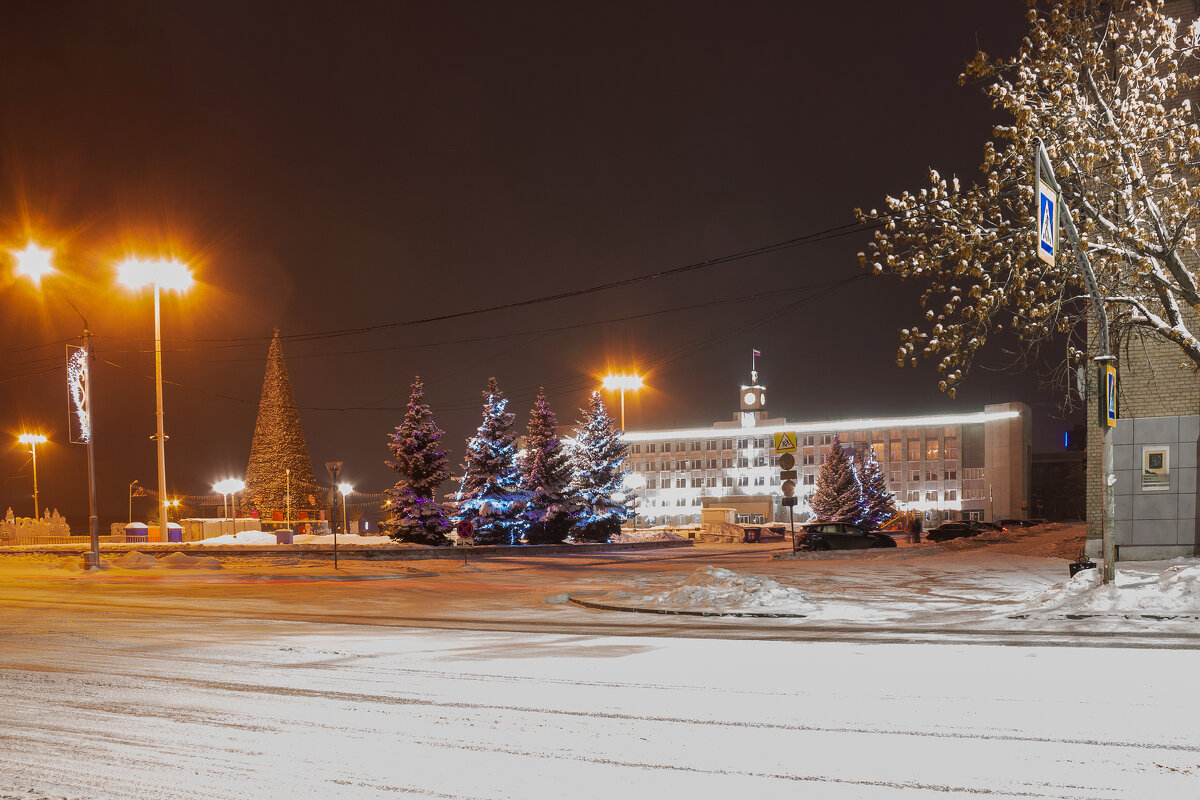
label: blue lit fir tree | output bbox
[382,377,454,545]
[854,447,897,529]
[520,388,576,544]
[568,391,631,542]
[808,434,862,522]
[456,377,526,545]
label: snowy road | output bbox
[2,536,1199,798]
[2,606,1199,799]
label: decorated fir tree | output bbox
[243,330,321,521]
[382,377,453,544]
[568,391,630,542]
[456,377,526,545]
[854,447,897,530]
[520,388,574,544]
[807,434,861,522]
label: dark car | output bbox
[965,520,1005,533]
[795,521,898,551]
[925,522,982,542]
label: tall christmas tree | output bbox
[383,377,453,545]
[520,388,574,544]
[854,447,897,530]
[808,434,861,522]
[456,377,526,545]
[243,329,321,522]
[568,391,630,543]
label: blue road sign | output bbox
[1037,180,1057,266]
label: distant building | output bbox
[624,369,1031,526]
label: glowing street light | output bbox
[214,478,245,535]
[12,242,55,285]
[601,373,643,431]
[120,257,193,544]
[335,482,352,570]
[17,433,48,518]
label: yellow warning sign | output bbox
[774,431,797,453]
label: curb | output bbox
[0,538,694,561]
[567,595,807,618]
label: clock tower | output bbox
[740,369,766,412]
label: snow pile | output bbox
[109,551,160,569]
[610,529,687,543]
[292,533,395,545]
[159,552,222,569]
[604,566,816,614]
[197,530,278,546]
[1008,561,1200,618]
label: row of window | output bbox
[642,475,775,489]
[630,427,963,457]
[901,489,959,502]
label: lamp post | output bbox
[17,434,48,518]
[214,478,245,536]
[119,258,193,545]
[129,480,139,525]
[601,373,643,431]
[13,242,102,567]
[336,482,352,570]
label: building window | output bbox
[926,443,939,460]
[706,440,717,450]
[803,454,815,466]
[926,470,938,482]
[908,428,921,438]
[945,489,957,501]
[871,443,885,460]
[754,437,766,448]
[738,476,749,486]
[676,479,687,489]
[963,467,985,480]
[754,476,766,486]
[738,457,749,468]
[802,474,815,485]
[722,439,733,450]
[910,470,921,483]
[721,476,733,487]
[694,459,706,469]
[802,435,815,446]
[706,477,717,488]
[889,471,901,483]
[944,446,958,460]
[646,478,656,489]
[754,456,767,467]
[646,443,656,454]
[631,444,641,454]
[691,441,703,451]
[722,457,733,468]
[676,498,687,507]
[707,458,718,469]
[925,490,938,501]
[737,438,749,449]
[821,433,833,445]
[945,469,957,481]
[905,490,920,502]
[890,444,903,462]
[908,445,921,462]
[691,477,703,488]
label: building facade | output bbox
[624,374,1031,527]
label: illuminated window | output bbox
[890,444,903,462]
[926,443,939,460]
[908,445,921,461]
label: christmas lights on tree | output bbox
[568,391,630,542]
[456,377,526,545]
[383,377,453,544]
[520,388,575,544]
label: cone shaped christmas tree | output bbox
[243,330,321,521]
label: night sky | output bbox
[0,2,1071,525]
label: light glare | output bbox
[602,373,643,391]
[18,433,48,445]
[13,243,55,284]
[338,482,353,495]
[213,478,245,494]
[118,258,193,292]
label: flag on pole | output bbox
[752,349,761,357]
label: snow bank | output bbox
[109,551,160,569]
[196,530,279,546]
[602,566,816,614]
[610,530,687,543]
[1007,561,1200,617]
[107,550,223,569]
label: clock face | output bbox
[760,392,766,406]
[744,391,757,405]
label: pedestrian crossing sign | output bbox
[1037,180,1058,266]
[774,431,797,452]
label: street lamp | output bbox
[119,257,193,545]
[336,482,352,570]
[17,433,48,518]
[13,241,102,567]
[214,478,246,535]
[129,480,139,524]
[601,373,643,431]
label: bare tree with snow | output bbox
[858,0,1200,397]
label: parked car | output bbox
[925,522,982,542]
[965,520,1005,532]
[795,521,897,551]
[996,518,1048,529]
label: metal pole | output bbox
[29,441,40,519]
[341,494,348,538]
[1036,138,1116,584]
[232,490,238,534]
[620,388,626,432]
[153,282,169,543]
[333,490,339,570]
[789,504,796,553]
[286,468,291,530]
[83,329,100,568]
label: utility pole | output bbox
[1035,137,1116,583]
